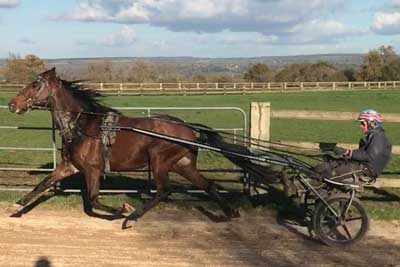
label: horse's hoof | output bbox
[227,208,240,219]
[122,220,132,230]
[121,218,137,230]
[9,203,24,213]
[231,209,241,218]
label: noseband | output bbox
[19,76,55,110]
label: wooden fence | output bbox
[1,81,400,95]
[250,102,400,187]
[251,103,400,154]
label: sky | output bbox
[1,0,400,59]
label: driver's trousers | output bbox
[313,159,376,182]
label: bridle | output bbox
[17,76,83,142]
[18,76,55,111]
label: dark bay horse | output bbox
[8,68,239,226]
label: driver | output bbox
[313,109,392,182]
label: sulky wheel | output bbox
[312,194,369,246]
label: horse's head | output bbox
[8,67,59,114]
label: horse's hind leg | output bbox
[123,161,171,227]
[173,155,240,218]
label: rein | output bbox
[31,106,322,159]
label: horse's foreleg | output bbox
[16,161,79,207]
[16,175,54,206]
[83,168,127,216]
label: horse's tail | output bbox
[190,123,280,184]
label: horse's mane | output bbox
[60,79,121,114]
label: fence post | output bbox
[139,83,143,96]
[250,102,270,147]
[119,83,123,96]
[100,83,103,91]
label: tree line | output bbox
[1,45,400,83]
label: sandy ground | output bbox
[0,204,399,267]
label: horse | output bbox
[8,68,240,227]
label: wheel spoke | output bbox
[314,195,369,246]
[345,216,363,222]
[342,224,352,240]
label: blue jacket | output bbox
[351,127,392,176]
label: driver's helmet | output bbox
[357,109,382,127]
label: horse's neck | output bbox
[51,87,85,141]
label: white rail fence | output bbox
[1,81,400,95]
[0,106,247,172]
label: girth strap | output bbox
[101,112,120,172]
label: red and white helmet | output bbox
[357,109,382,126]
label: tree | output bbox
[382,59,400,80]
[3,54,46,82]
[356,45,400,81]
[275,62,347,82]
[87,60,114,82]
[356,50,384,81]
[244,63,273,82]
[189,74,208,83]
[126,61,158,82]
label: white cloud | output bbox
[385,0,400,9]
[195,20,363,47]
[371,0,400,35]
[284,19,366,44]
[55,0,362,44]
[372,12,400,34]
[102,25,138,46]
[0,0,19,8]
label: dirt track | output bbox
[0,205,399,267]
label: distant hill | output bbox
[0,54,364,78]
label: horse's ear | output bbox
[37,67,58,82]
[47,67,57,79]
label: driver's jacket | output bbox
[351,127,392,177]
